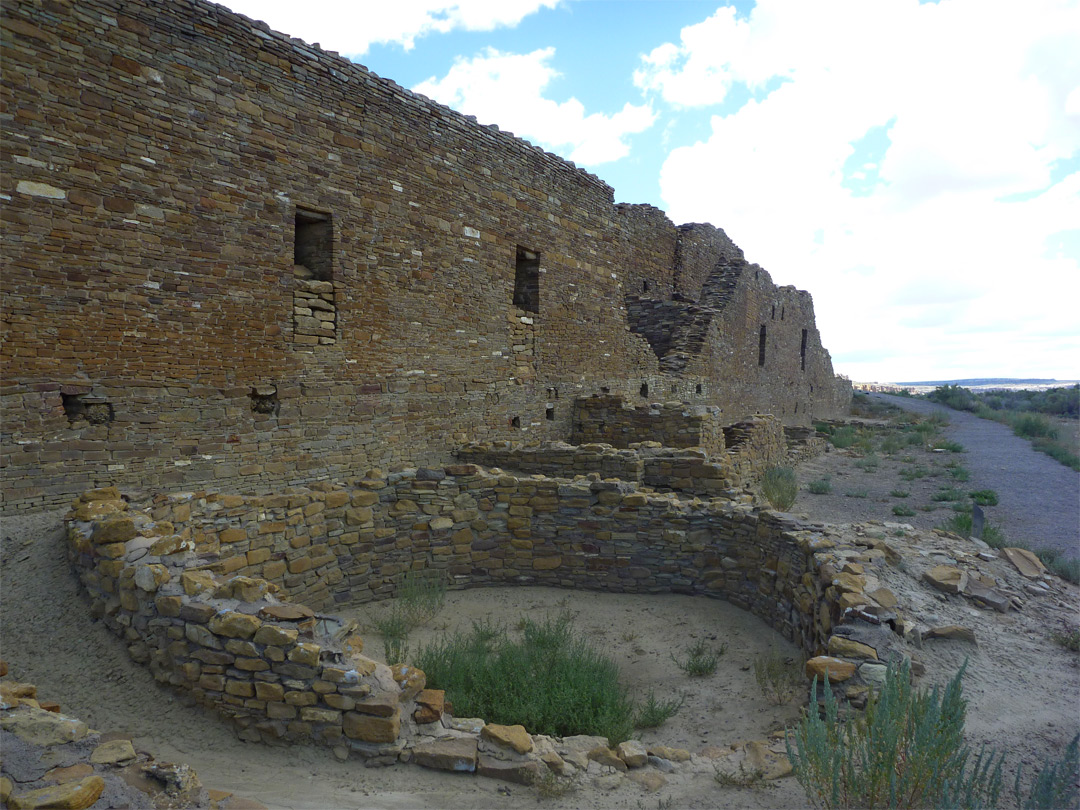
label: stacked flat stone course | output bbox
[2,0,849,514]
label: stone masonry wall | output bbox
[2,0,850,514]
[569,396,726,454]
[66,469,898,762]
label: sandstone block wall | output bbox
[2,0,850,513]
[570,396,726,454]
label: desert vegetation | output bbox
[927,384,1079,470]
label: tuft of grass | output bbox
[1050,623,1080,653]
[899,466,928,481]
[890,489,909,498]
[1032,547,1080,585]
[754,650,804,705]
[969,489,999,506]
[634,689,685,728]
[936,513,1006,546]
[892,505,916,517]
[880,435,903,455]
[672,639,725,677]
[1010,413,1059,440]
[787,660,1007,809]
[807,477,833,495]
[949,465,971,482]
[761,466,798,511]
[534,769,576,799]
[931,487,965,502]
[374,610,412,665]
[844,490,868,499]
[397,568,447,626]
[715,765,769,789]
[416,612,635,744]
[932,439,966,453]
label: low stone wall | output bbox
[65,466,893,764]
[458,413,795,498]
[570,395,726,454]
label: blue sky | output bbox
[221,0,1080,383]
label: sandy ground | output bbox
[2,426,1079,808]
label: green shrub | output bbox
[830,427,858,449]
[672,639,725,676]
[899,466,927,481]
[969,490,999,506]
[807,477,833,495]
[949,465,971,482]
[634,689,685,728]
[880,435,903,455]
[936,513,1006,546]
[374,609,412,665]
[761,466,798,511]
[787,660,1005,809]
[892,505,916,517]
[416,613,634,744]
[844,490,868,499]
[890,489,909,498]
[1051,625,1080,653]
[1011,413,1059,440]
[1019,733,1079,809]
[397,568,447,626]
[1034,547,1080,585]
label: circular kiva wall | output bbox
[66,464,886,757]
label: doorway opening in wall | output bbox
[642,280,650,293]
[800,329,808,371]
[758,325,767,366]
[546,405,555,421]
[640,382,649,398]
[696,383,702,395]
[513,247,539,313]
[294,208,333,280]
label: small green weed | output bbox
[892,505,916,517]
[890,489,909,498]
[672,639,725,676]
[634,689,685,728]
[855,453,880,471]
[880,435,903,455]
[899,466,927,481]
[949,466,971,482]
[807,477,832,495]
[715,764,769,789]
[844,490,868,499]
[1050,624,1080,653]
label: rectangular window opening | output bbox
[513,246,540,313]
[800,328,808,371]
[293,208,337,345]
[294,208,333,281]
[758,325,767,367]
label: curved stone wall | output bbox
[65,466,892,760]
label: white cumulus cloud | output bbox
[220,0,560,57]
[414,48,656,166]
[638,0,1080,381]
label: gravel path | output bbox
[872,394,1080,561]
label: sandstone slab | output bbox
[476,754,540,784]
[923,565,967,594]
[481,723,533,754]
[413,738,478,773]
[7,776,104,810]
[1,706,89,746]
[805,656,856,683]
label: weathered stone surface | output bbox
[481,723,533,754]
[353,692,398,717]
[588,746,627,771]
[390,664,425,702]
[253,625,298,646]
[1002,547,1047,579]
[90,739,137,765]
[926,625,977,644]
[805,656,856,682]
[628,771,667,792]
[413,738,478,772]
[1,706,89,746]
[92,517,136,544]
[827,636,878,660]
[413,689,444,724]
[923,565,968,594]
[208,611,262,639]
[616,740,648,768]
[476,754,541,784]
[961,579,1012,613]
[868,587,898,608]
[259,604,316,621]
[6,776,105,810]
[343,708,400,743]
[647,745,691,762]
